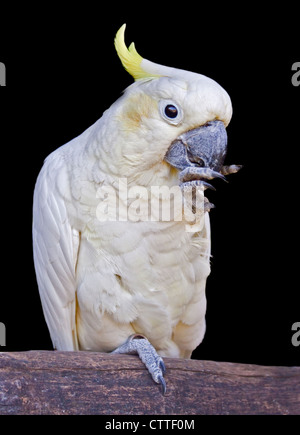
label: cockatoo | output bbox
[32,24,240,393]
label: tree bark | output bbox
[0,351,299,415]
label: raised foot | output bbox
[111,334,166,394]
[179,166,227,191]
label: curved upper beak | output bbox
[164,120,228,173]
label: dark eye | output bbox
[159,100,183,125]
[164,104,178,119]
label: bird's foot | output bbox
[179,166,227,191]
[179,164,242,214]
[179,164,242,189]
[111,334,166,394]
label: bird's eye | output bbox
[164,105,178,119]
[159,100,183,125]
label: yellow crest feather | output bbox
[115,24,159,81]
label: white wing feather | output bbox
[32,151,79,351]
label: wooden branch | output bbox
[0,351,299,415]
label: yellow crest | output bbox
[115,24,160,81]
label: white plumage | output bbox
[33,25,233,365]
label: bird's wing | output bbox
[32,153,79,351]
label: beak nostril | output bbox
[187,149,205,167]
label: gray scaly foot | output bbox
[112,334,166,394]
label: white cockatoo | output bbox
[32,25,240,393]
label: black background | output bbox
[0,4,299,367]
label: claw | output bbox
[179,167,227,183]
[180,180,216,191]
[158,374,167,395]
[159,359,166,375]
[221,164,243,176]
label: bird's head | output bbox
[104,25,237,187]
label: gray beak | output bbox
[164,120,228,173]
